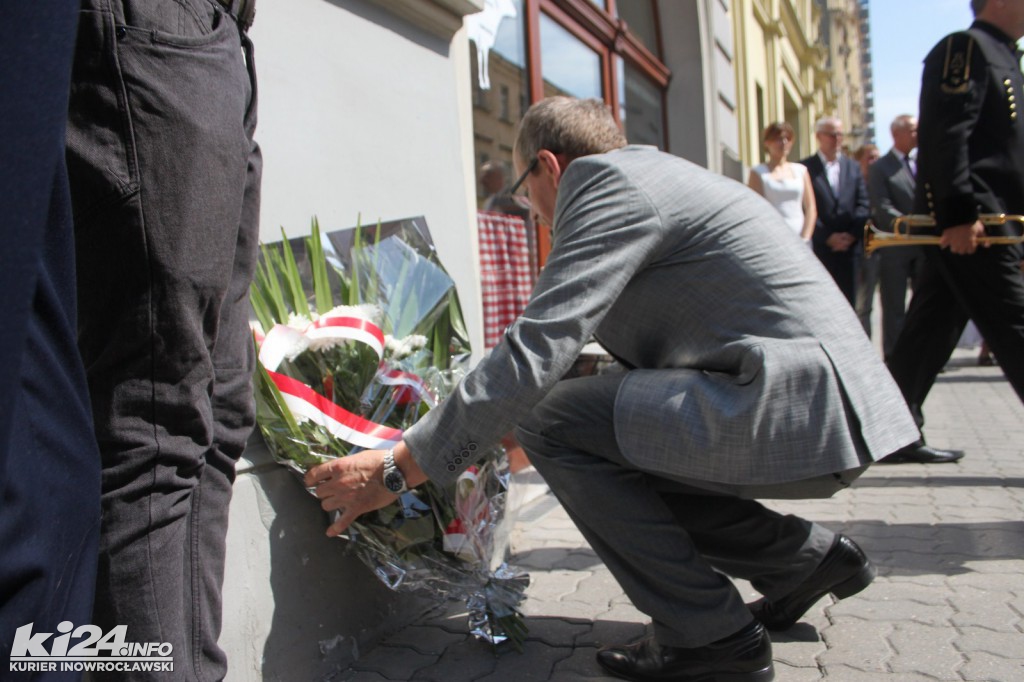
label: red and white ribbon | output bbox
[379,369,438,407]
[258,312,386,371]
[257,311,442,451]
[268,370,403,450]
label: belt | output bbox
[217,0,255,31]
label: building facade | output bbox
[816,0,875,151]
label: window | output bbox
[468,0,670,268]
[539,12,603,99]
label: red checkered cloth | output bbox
[477,211,535,349]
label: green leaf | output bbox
[249,283,274,334]
[308,216,334,315]
[278,227,310,316]
[349,214,363,306]
[256,243,290,322]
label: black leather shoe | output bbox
[596,620,774,681]
[749,534,875,631]
[877,443,965,464]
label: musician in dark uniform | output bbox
[884,0,1024,464]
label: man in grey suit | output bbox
[305,98,920,681]
[803,117,872,305]
[868,114,926,361]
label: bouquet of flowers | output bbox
[250,217,528,648]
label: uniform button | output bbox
[1005,78,1013,86]
[1012,112,1018,120]
[116,26,127,39]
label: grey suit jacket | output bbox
[868,150,915,231]
[405,146,919,487]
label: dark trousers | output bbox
[888,244,1024,427]
[66,1,261,678]
[855,250,881,336]
[0,2,102,677]
[877,246,925,361]
[515,373,835,648]
[815,245,857,305]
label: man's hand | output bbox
[304,449,398,538]
[940,221,985,255]
[826,232,856,252]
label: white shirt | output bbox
[818,151,842,195]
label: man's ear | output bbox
[536,149,564,186]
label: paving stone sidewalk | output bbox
[337,348,1024,681]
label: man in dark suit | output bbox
[803,117,871,305]
[886,0,1024,464]
[868,115,926,361]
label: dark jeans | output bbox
[515,373,835,649]
[66,1,261,679]
[1,4,102,678]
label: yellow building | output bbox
[732,0,873,168]
[817,0,874,152]
[732,0,827,167]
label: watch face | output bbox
[384,470,405,493]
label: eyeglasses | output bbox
[509,157,538,195]
[822,131,844,139]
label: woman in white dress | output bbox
[747,121,816,243]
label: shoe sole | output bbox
[831,559,877,600]
[597,663,775,682]
[759,557,877,631]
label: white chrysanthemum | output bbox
[287,313,313,331]
[385,334,429,360]
[322,303,382,323]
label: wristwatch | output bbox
[382,449,408,495]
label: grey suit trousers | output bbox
[516,372,836,647]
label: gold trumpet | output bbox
[864,213,1024,254]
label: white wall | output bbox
[221,3,483,677]
[249,0,483,353]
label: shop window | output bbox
[539,12,603,99]
[616,1,659,58]
[619,59,664,146]
[467,0,670,273]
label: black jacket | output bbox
[915,20,1024,234]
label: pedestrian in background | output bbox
[803,117,871,305]
[885,0,1024,464]
[868,115,925,361]
[747,121,817,243]
[65,0,261,678]
[853,143,882,339]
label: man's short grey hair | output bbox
[514,97,627,166]
[971,0,986,16]
[815,116,842,133]
[890,114,916,133]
